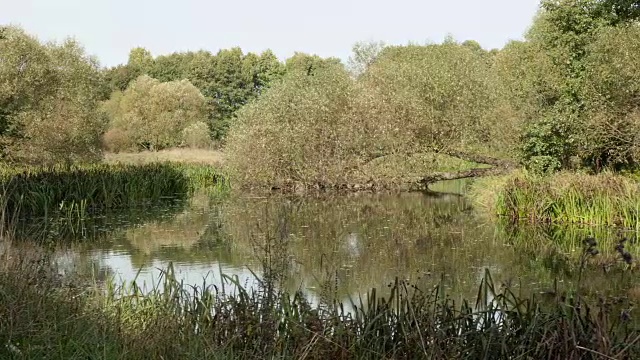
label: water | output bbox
[40,180,640,303]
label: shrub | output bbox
[225,64,364,188]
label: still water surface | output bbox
[47,180,639,302]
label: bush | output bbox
[225,64,366,188]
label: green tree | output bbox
[580,24,640,169]
[0,26,106,164]
[285,52,343,76]
[514,0,640,171]
[103,75,208,151]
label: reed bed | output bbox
[480,171,640,227]
[0,163,228,227]
[1,242,639,360]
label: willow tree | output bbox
[0,26,107,165]
[103,75,209,151]
[359,41,511,161]
[225,63,365,188]
[225,42,513,190]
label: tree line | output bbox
[2,0,640,180]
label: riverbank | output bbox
[0,163,228,232]
[0,242,638,360]
[471,171,640,228]
[104,148,226,166]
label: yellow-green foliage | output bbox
[0,26,107,165]
[225,41,516,189]
[581,24,640,167]
[181,121,212,149]
[103,75,208,152]
[485,172,640,227]
[361,42,508,155]
[225,64,367,187]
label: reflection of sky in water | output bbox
[84,249,355,311]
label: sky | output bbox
[1,0,541,67]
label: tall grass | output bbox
[0,163,228,232]
[474,171,640,227]
[1,239,639,359]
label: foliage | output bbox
[225,40,515,189]
[361,42,508,156]
[225,63,363,188]
[105,48,286,141]
[503,0,640,171]
[0,26,107,165]
[181,121,212,149]
[285,52,344,75]
[103,75,208,151]
[580,24,640,169]
[482,171,640,227]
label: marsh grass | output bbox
[474,171,640,227]
[0,163,229,242]
[1,235,639,359]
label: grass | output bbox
[104,148,226,166]
[0,162,229,242]
[1,235,639,359]
[472,171,640,228]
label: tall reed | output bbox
[1,235,639,359]
[484,171,640,227]
[0,163,229,234]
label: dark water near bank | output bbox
[47,180,640,303]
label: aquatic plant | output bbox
[0,163,229,239]
[1,238,639,359]
[475,171,640,228]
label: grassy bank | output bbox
[472,171,640,228]
[0,163,228,229]
[0,243,638,360]
[104,148,226,166]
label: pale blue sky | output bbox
[1,0,541,67]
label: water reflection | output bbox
[35,181,639,303]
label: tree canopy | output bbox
[103,75,209,152]
[0,26,106,164]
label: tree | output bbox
[225,65,360,187]
[103,75,208,151]
[285,52,343,76]
[0,26,106,164]
[514,0,640,171]
[127,47,154,73]
[347,41,386,77]
[580,24,640,169]
[360,42,505,158]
